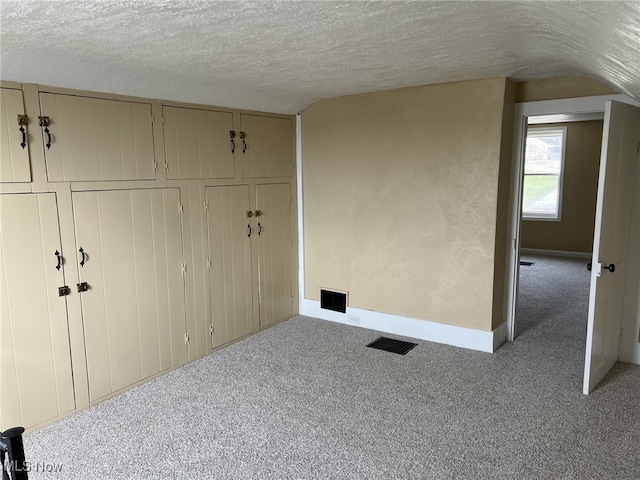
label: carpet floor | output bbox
[23,255,640,479]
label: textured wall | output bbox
[302,78,508,331]
[521,121,603,253]
[516,77,619,103]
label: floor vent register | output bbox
[367,337,418,355]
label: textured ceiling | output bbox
[1,1,639,114]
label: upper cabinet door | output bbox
[0,88,31,183]
[40,93,155,182]
[163,106,235,179]
[240,114,293,178]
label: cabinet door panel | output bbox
[206,186,253,347]
[73,188,186,401]
[0,88,31,182]
[164,106,235,179]
[256,184,294,328]
[0,193,74,431]
[240,115,292,178]
[41,93,155,182]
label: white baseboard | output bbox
[521,248,591,259]
[299,299,506,353]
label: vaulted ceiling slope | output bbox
[1,1,639,114]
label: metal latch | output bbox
[58,286,71,297]
[77,282,89,292]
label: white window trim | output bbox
[522,125,567,222]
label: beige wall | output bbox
[521,120,603,253]
[302,78,511,332]
[516,77,619,103]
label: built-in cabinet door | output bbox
[40,93,155,182]
[72,188,186,402]
[256,184,294,328]
[0,88,31,182]
[163,106,235,179]
[240,114,292,178]
[0,193,75,431]
[206,185,253,348]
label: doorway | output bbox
[514,114,603,347]
[504,94,640,393]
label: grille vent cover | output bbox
[367,336,417,355]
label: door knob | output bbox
[587,262,592,271]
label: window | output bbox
[522,126,566,220]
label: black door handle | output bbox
[55,250,62,270]
[44,127,52,149]
[79,247,86,267]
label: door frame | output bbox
[505,94,640,342]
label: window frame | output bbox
[521,125,567,222]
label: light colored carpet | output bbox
[23,255,640,479]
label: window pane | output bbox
[522,174,559,216]
[524,133,562,174]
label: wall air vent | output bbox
[320,289,347,313]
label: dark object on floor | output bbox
[520,261,534,266]
[1,426,28,480]
[367,336,417,355]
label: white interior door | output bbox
[584,100,640,394]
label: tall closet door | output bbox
[206,186,253,348]
[40,93,155,182]
[163,106,235,179]
[72,188,186,402]
[0,193,75,431]
[240,115,292,178]
[256,184,294,328]
[0,88,31,182]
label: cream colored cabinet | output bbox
[240,114,293,178]
[205,183,294,348]
[163,106,235,179]
[0,88,31,182]
[40,93,155,182]
[0,193,75,431]
[256,184,294,328]
[206,185,253,348]
[72,188,186,401]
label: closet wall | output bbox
[0,81,297,432]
